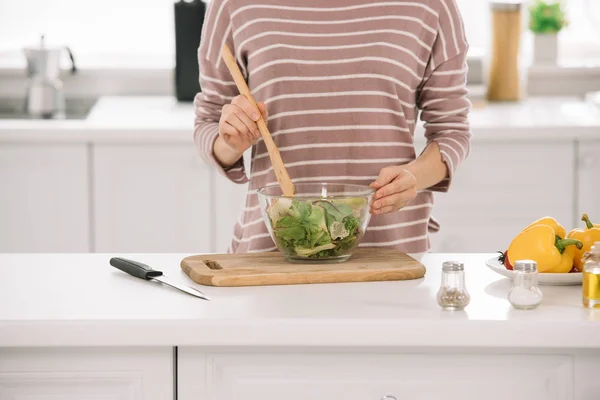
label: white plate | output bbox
[485,257,582,286]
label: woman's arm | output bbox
[404,141,448,191]
[371,0,471,214]
[193,0,249,183]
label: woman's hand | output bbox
[219,95,268,154]
[369,166,418,215]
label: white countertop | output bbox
[1,252,598,348]
[0,95,599,143]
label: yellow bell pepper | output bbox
[566,214,600,272]
[507,224,582,273]
[522,216,566,238]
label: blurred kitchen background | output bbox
[1,0,599,256]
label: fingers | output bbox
[220,120,239,136]
[232,105,261,139]
[222,104,260,141]
[218,96,269,154]
[376,202,412,215]
[256,101,269,120]
[373,171,415,200]
[371,188,416,214]
[232,95,261,121]
[370,168,418,215]
[370,166,400,189]
[219,121,257,152]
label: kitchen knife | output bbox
[109,257,210,301]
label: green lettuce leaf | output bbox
[269,198,364,259]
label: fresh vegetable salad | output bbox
[266,197,367,259]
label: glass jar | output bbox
[582,242,600,309]
[508,260,543,310]
[437,261,470,310]
[484,0,529,102]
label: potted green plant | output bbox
[529,0,568,64]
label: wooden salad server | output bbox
[220,44,295,197]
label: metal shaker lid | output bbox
[514,260,537,272]
[491,0,523,11]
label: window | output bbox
[0,0,598,68]
[0,0,176,68]
[559,0,600,61]
[456,0,600,62]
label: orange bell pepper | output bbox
[566,214,600,272]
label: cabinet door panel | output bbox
[214,174,248,253]
[429,141,575,253]
[93,144,212,253]
[578,140,600,225]
[178,350,572,400]
[0,143,90,252]
[0,347,173,400]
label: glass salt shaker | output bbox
[437,261,470,310]
[508,260,543,310]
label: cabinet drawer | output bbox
[179,351,572,400]
[0,347,173,400]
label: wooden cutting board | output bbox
[180,248,426,287]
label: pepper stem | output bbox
[582,214,594,230]
[555,237,583,253]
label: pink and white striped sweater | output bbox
[194,0,472,254]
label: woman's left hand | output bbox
[369,166,418,215]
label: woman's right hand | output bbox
[218,95,268,154]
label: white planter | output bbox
[533,33,558,65]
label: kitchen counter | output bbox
[2,252,599,400]
[0,95,600,143]
[1,252,598,348]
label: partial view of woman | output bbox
[194,0,472,256]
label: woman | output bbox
[194,0,471,255]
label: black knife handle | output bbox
[109,257,163,280]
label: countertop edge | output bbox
[1,95,599,143]
[2,319,599,348]
[0,125,599,144]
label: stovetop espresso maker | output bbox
[23,35,77,118]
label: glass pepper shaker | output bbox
[508,260,543,310]
[437,261,470,310]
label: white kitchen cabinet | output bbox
[429,141,575,253]
[178,350,573,400]
[214,148,252,253]
[0,347,173,400]
[0,143,90,253]
[577,140,600,225]
[214,175,248,253]
[93,144,213,253]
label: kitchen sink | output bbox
[0,97,98,120]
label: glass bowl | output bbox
[256,182,375,263]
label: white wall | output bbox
[0,0,176,68]
[1,0,598,68]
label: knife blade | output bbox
[109,257,210,301]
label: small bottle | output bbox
[437,261,470,310]
[582,242,600,309]
[508,260,543,310]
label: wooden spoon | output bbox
[220,44,295,197]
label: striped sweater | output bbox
[194,0,472,254]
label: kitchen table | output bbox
[0,252,598,399]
